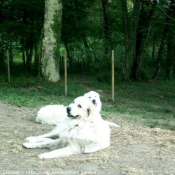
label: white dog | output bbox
[36,91,120,127]
[23,96,111,159]
[84,91,120,127]
[84,91,102,112]
[36,91,101,125]
[36,105,67,125]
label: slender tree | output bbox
[151,32,166,79]
[166,0,175,79]
[101,0,110,59]
[119,0,142,80]
[130,0,156,80]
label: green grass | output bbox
[0,71,175,130]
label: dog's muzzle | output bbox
[92,99,97,107]
[66,107,79,118]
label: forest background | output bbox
[0,0,175,130]
[0,0,175,81]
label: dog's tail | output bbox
[105,121,121,128]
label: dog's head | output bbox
[84,91,102,112]
[66,96,95,120]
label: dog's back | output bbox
[36,105,67,125]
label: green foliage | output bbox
[61,0,96,43]
[0,0,44,39]
[137,69,150,81]
[0,0,175,82]
[0,0,44,73]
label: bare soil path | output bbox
[0,102,175,175]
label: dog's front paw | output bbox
[22,142,36,149]
[38,153,54,159]
[26,136,38,143]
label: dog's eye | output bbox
[89,97,91,98]
[78,104,82,108]
[72,101,75,104]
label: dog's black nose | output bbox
[67,107,71,113]
[92,99,96,104]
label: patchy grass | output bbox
[0,72,174,130]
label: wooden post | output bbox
[64,54,68,97]
[112,50,114,102]
[6,49,10,84]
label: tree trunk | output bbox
[41,0,62,82]
[26,46,33,72]
[101,0,110,61]
[166,38,174,79]
[34,44,39,72]
[21,39,26,68]
[6,49,10,84]
[0,34,5,69]
[152,37,165,79]
[130,1,156,80]
[120,0,138,81]
[82,35,91,69]
[152,16,168,79]
[152,41,155,61]
[166,0,175,79]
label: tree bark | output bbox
[130,1,156,80]
[166,0,175,79]
[120,0,135,81]
[152,37,165,79]
[41,0,62,82]
[101,0,110,61]
[152,15,168,79]
[82,35,91,69]
[6,49,10,84]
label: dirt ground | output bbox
[0,101,175,175]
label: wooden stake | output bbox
[112,50,114,102]
[6,49,10,84]
[64,54,68,97]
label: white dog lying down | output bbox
[36,91,101,125]
[36,105,67,125]
[23,96,114,159]
[36,91,120,127]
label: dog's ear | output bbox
[87,108,91,116]
[87,103,95,116]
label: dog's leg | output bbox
[38,145,77,159]
[26,137,52,143]
[25,125,63,143]
[23,138,63,149]
[26,119,76,143]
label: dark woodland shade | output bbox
[0,0,174,81]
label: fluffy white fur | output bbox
[84,91,120,128]
[36,91,120,128]
[84,91,102,112]
[36,105,67,125]
[23,96,111,159]
[36,91,102,125]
